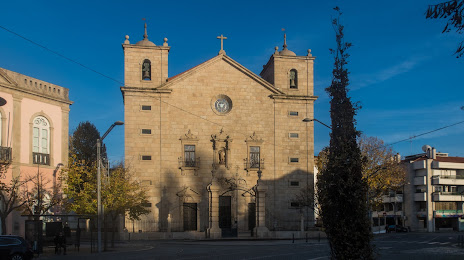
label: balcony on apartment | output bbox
[432,175,464,186]
[414,192,427,201]
[414,175,426,186]
[381,194,403,203]
[0,147,12,164]
[432,192,464,202]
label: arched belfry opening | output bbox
[289,69,298,89]
[142,59,151,80]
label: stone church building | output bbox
[121,25,317,238]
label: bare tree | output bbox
[0,163,33,234]
[21,171,63,217]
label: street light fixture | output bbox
[302,118,332,129]
[97,121,123,253]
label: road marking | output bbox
[306,256,329,260]
[428,242,440,245]
[440,242,450,245]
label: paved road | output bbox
[38,232,464,260]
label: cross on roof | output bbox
[217,34,227,55]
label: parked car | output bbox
[387,225,409,233]
[0,235,34,260]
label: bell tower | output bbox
[260,34,315,96]
[122,23,170,88]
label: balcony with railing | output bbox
[432,192,464,202]
[381,194,403,203]
[178,157,200,169]
[432,175,464,186]
[414,192,427,201]
[414,176,426,186]
[0,147,12,164]
[244,158,265,171]
[32,152,50,166]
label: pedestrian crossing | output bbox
[377,240,457,246]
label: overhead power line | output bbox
[0,24,315,150]
[387,120,464,146]
[0,25,122,85]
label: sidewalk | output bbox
[35,241,152,259]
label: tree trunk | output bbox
[104,216,108,251]
[1,215,7,235]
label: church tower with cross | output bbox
[121,25,317,239]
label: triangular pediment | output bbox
[157,54,284,95]
[0,68,18,87]
[176,186,200,202]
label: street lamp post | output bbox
[97,121,123,253]
[302,118,331,229]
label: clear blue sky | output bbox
[1,0,463,163]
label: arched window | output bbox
[33,116,50,154]
[142,59,151,80]
[289,69,298,89]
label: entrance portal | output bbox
[248,203,256,231]
[183,203,197,231]
[219,196,236,237]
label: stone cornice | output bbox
[120,86,172,94]
[269,94,318,101]
[122,44,171,51]
[0,68,72,105]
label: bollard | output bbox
[318,232,321,243]
[306,233,308,243]
[292,233,295,243]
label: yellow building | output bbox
[121,25,317,238]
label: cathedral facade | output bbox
[121,25,317,238]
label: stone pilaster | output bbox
[207,178,221,238]
[61,105,70,166]
[254,180,269,238]
[11,96,21,178]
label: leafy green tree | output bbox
[63,155,149,248]
[426,0,464,57]
[316,7,374,259]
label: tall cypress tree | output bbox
[317,7,373,259]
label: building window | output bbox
[142,59,151,80]
[289,133,299,138]
[290,157,299,163]
[141,105,151,111]
[290,181,300,187]
[141,129,152,134]
[289,69,298,89]
[32,116,50,165]
[141,155,152,161]
[289,111,299,116]
[290,202,300,208]
[249,146,260,168]
[184,145,196,167]
[142,202,152,208]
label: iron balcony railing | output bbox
[244,158,265,171]
[432,175,464,180]
[0,147,12,164]
[178,157,200,168]
[32,152,50,166]
[434,191,463,196]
